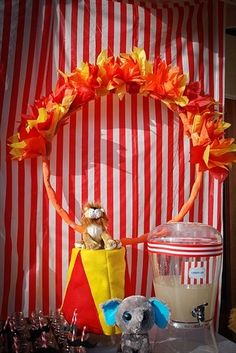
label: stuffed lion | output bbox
[75,202,121,250]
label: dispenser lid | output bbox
[147,222,223,257]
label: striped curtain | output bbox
[0,0,224,319]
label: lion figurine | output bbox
[75,202,122,250]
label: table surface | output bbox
[86,332,236,353]
[215,333,236,353]
[87,334,236,353]
[149,327,236,353]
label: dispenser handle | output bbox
[191,303,208,324]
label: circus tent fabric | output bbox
[0,0,224,318]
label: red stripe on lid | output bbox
[148,245,223,252]
[148,240,222,247]
[148,249,223,257]
[147,241,223,257]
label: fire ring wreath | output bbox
[8,47,236,245]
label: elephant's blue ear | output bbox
[149,298,170,329]
[100,299,122,326]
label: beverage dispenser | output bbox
[148,222,223,353]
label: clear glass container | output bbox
[148,222,223,353]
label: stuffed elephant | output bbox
[101,295,170,353]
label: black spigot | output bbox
[191,303,208,324]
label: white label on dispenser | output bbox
[181,257,216,285]
[189,267,206,279]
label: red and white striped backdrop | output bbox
[0,0,224,319]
